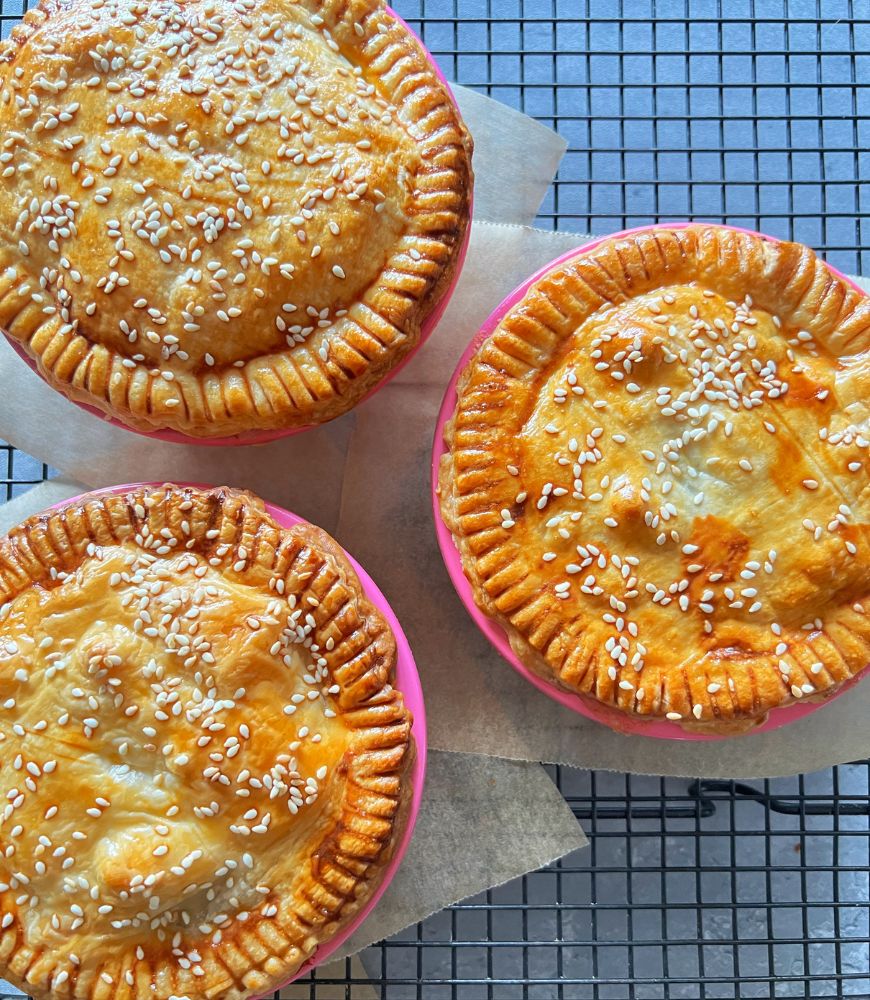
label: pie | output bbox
[0,0,472,437]
[439,225,870,733]
[0,484,413,998]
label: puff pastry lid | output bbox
[0,0,471,436]
[0,485,412,1000]
[441,226,870,731]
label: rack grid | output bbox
[0,0,868,996]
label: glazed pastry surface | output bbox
[441,226,870,732]
[0,485,411,1000]
[0,0,471,435]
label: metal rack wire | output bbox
[0,0,868,997]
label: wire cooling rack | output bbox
[1,0,869,997]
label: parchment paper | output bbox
[8,74,868,781]
[0,85,565,534]
[8,232,870,779]
[0,478,586,995]
[333,221,870,780]
[331,752,584,962]
[285,757,586,991]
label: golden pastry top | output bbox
[0,0,471,434]
[441,226,870,731]
[0,485,411,1000]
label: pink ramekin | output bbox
[432,222,868,742]
[45,482,427,983]
[5,8,470,447]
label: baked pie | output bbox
[440,225,870,733]
[0,0,471,437]
[0,484,413,998]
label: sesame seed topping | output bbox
[0,0,430,415]
[457,274,867,728]
[0,481,359,955]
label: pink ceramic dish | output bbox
[5,7,470,447]
[432,222,867,742]
[44,482,427,984]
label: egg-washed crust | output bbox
[0,484,412,1000]
[0,0,472,436]
[440,225,870,733]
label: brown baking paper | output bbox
[333,221,870,781]
[0,478,586,998]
